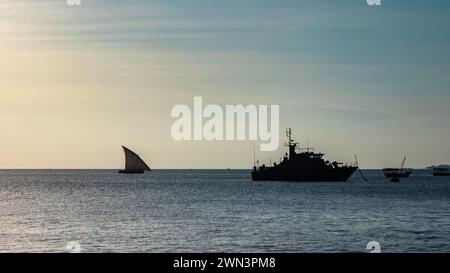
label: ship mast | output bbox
[286,128,292,146]
[400,156,406,170]
[285,128,297,158]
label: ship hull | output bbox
[382,169,413,178]
[383,173,411,178]
[433,168,450,176]
[118,169,145,174]
[251,166,357,182]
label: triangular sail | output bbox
[122,146,151,172]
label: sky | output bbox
[1,0,450,169]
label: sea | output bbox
[0,169,449,253]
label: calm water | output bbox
[0,169,449,253]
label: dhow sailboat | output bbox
[118,146,151,174]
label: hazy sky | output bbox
[1,0,450,169]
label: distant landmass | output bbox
[426,164,450,169]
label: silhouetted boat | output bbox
[383,157,413,180]
[118,146,151,174]
[251,128,357,182]
[433,167,450,176]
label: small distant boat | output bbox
[118,146,151,174]
[383,156,413,180]
[433,167,450,176]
